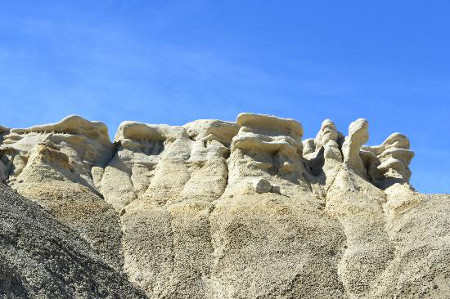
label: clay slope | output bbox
[0,182,146,298]
[1,113,449,299]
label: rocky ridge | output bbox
[1,113,449,299]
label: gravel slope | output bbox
[0,183,146,299]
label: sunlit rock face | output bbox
[1,113,449,299]
[361,132,415,188]
[0,116,122,271]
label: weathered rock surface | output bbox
[0,116,122,272]
[0,182,146,298]
[1,113,449,299]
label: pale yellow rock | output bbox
[0,116,121,270]
[303,119,343,191]
[362,133,415,188]
[237,113,303,139]
[183,119,239,146]
[342,118,369,178]
[1,113,448,299]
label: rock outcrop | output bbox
[361,133,415,188]
[1,113,448,299]
[0,116,122,271]
[0,182,146,298]
[342,118,369,178]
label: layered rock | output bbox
[209,114,345,298]
[0,116,122,270]
[361,133,415,188]
[228,113,309,196]
[97,119,238,297]
[1,113,448,299]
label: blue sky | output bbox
[0,1,449,193]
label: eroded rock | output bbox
[0,182,146,298]
[362,133,414,188]
[342,118,369,177]
[98,119,239,297]
[0,115,122,271]
[226,113,310,197]
[184,119,239,147]
[2,113,447,299]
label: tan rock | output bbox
[0,116,121,270]
[362,133,414,188]
[1,113,448,299]
[342,118,369,177]
[184,119,239,146]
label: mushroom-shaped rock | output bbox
[363,133,414,186]
[183,119,239,146]
[225,113,310,196]
[232,113,303,158]
[342,118,369,177]
[237,113,303,139]
[115,121,187,144]
[10,115,110,144]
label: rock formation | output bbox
[0,113,448,299]
[0,116,121,272]
[0,182,146,298]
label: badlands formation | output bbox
[0,113,449,298]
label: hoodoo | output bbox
[1,113,448,299]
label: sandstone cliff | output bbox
[1,114,449,299]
